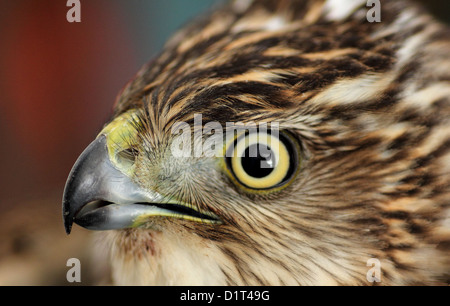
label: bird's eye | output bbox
[225,130,299,191]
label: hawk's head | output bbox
[63,0,450,285]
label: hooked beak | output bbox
[62,135,219,234]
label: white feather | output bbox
[323,0,366,21]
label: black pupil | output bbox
[241,144,275,178]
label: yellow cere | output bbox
[231,133,290,189]
[98,109,142,175]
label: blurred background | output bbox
[0,0,448,285]
[0,0,222,285]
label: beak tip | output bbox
[63,197,75,234]
[63,213,73,235]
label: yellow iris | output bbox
[227,131,297,190]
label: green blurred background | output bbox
[0,0,448,285]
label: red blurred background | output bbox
[0,0,219,285]
[0,1,135,203]
[0,0,218,205]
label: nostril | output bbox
[118,147,138,159]
[116,147,139,169]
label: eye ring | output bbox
[225,130,300,191]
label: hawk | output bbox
[63,0,450,285]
